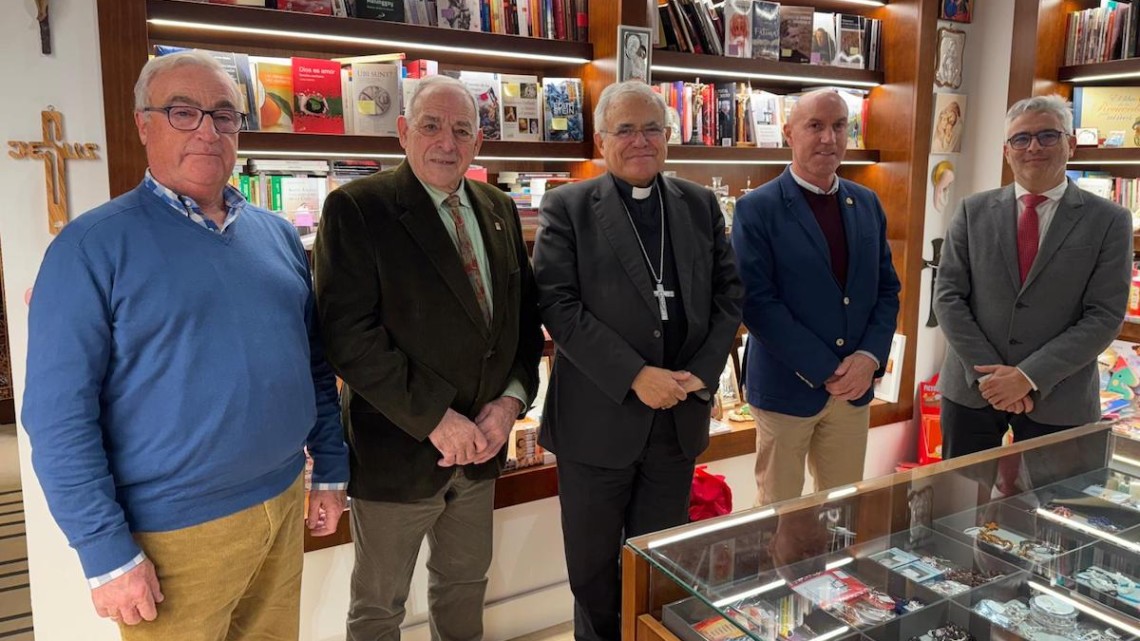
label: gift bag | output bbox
[918,373,942,465]
[690,465,732,522]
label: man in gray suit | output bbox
[934,94,1132,458]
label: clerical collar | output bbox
[612,174,659,201]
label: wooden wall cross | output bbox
[7,108,100,235]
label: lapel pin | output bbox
[495,222,502,230]
[845,197,854,206]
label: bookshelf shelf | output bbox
[1058,58,1140,85]
[1121,320,1140,343]
[650,49,884,88]
[146,0,593,70]
[239,131,592,161]
[664,146,879,164]
[1069,148,1140,165]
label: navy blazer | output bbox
[732,167,900,417]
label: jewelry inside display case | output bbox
[624,424,1140,641]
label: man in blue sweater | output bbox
[21,50,349,639]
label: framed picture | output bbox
[617,25,653,83]
[931,92,967,153]
[934,27,965,89]
[939,0,972,23]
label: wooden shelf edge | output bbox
[147,0,592,64]
[1120,320,1140,343]
[1058,58,1140,84]
[650,49,884,87]
[1070,147,1140,164]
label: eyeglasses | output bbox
[143,106,247,134]
[1006,129,1065,150]
[602,125,667,141]
[415,121,476,143]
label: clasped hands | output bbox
[974,364,1035,414]
[428,397,523,467]
[824,353,877,401]
[631,365,704,410]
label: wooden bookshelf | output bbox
[98,0,935,554]
[146,0,593,67]
[1058,58,1140,84]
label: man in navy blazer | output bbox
[732,90,900,505]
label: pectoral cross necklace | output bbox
[619,185,673,321]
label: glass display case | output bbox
[623,423,1140,641]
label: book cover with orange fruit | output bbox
[255,61,294,132]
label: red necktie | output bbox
[445,194,492,326]
[1017,194,1046,284]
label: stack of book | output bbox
[1064,2,1136,66]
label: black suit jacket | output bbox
[533,174,744,469]
[313,162,544,502]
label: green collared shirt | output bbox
[417,177,528,409]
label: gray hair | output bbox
[405,75,478,122]
[133,50,236,111]
[593,80,668,134]
[1005,94,1074,134]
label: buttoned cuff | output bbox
[501,378,529,414]
[312,483,348,491]
[88,552,146,589]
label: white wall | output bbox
[913,0,1016,391]
[3,1,116,639]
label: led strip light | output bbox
[240,149,589,162]
[665,159,875,165]
[647,508,776,549]
[651,64,881,89]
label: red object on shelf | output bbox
[918,373,942,465]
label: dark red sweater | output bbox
[800,187,848,288]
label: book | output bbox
[1074,86,1140,148]
[778,5,812,63]
[749,90,783,148]
[277,0,333,13]
[254,60,294,133]
[811,12,837,65]
[341,66,355,134]
[350,61,402,136]
[835,14,865,69]
[438,0,482,30]
[500,74,542,142]
[789,570,869,608]
[723,0,752,58]
[280,176,328,235]
[543,78,584,142]
[354,0,404,19]
[404,59,439,78]
[716,84,735,147]
[750,0,780,61]
[291,57,345,134]
[460,71,502,141]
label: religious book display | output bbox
[625,424,1140,641]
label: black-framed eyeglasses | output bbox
[1006,129,1065,150]
[143,105,247,134]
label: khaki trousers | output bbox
[347,473,494,641]
[119,474,304,641]
[753,398,870,506]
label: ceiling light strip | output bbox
[651,64,881,88]
[1069,160,1140,166]
[1067,71,1140,83]
[147,18,591,64]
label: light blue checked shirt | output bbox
[89,172,346,590]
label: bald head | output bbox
[783,89,850,191]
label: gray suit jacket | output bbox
[934,181,1132,425]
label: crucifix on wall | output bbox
[8,108,100,235]
[35,0,51,54]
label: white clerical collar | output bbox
[631,184,653,200]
